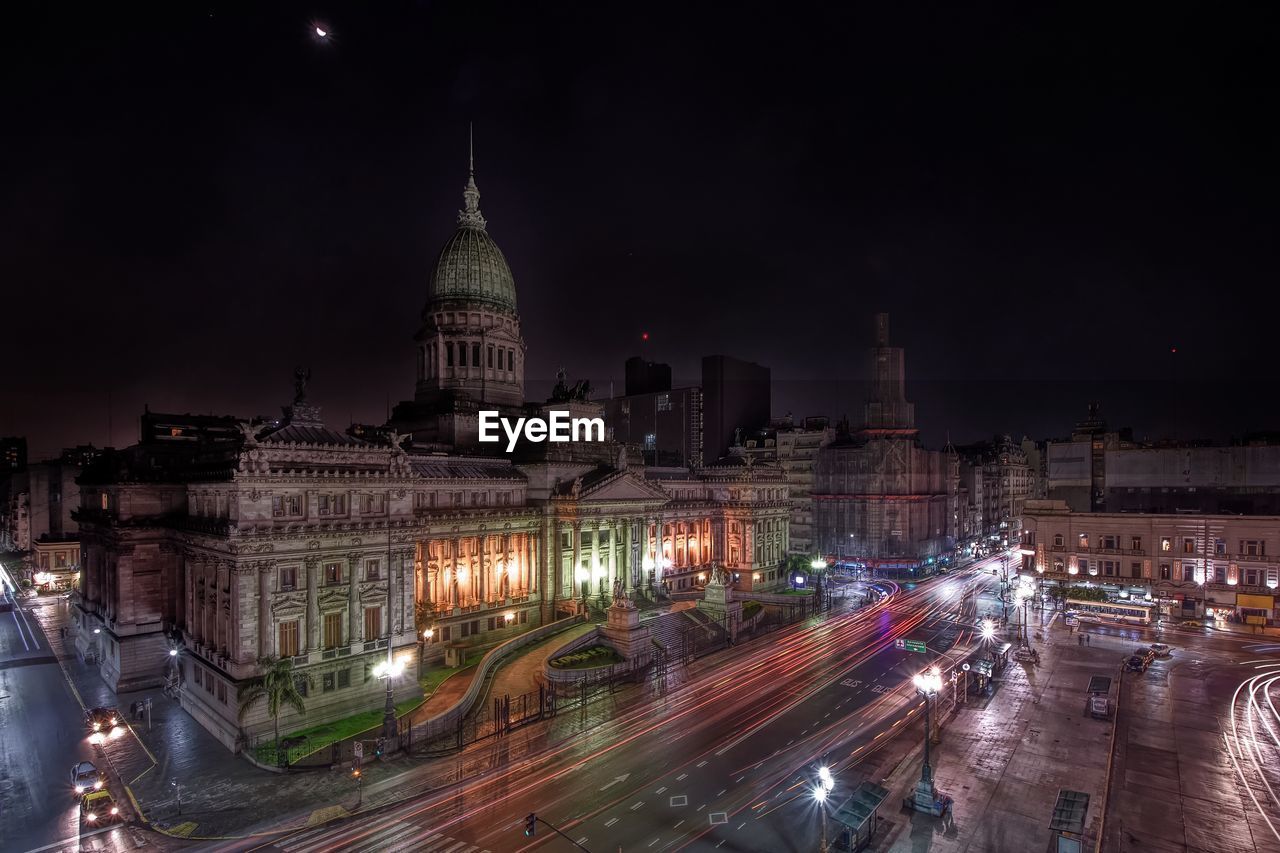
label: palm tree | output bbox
[237,655,311,759]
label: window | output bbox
[205,672,214,694]
[1181,562,1196,582]
[1101,535,1118,550]
[1214,564,1227,583]
[361,494,385,514]
[1102,560,1116,577]
[519,610,528,624]
[508,349,515,371]
[440,626,452,642]
[487,617,496,631]
[460,621,470,638]
[1131,536,1142,551]
[278,620,300,657]
[1160,537,1172,552]
[1053,557,1065,572]
[272,494,302,517]
[325,563,342,585]
[322,672,335,693]
[294,676,308,698]
[1130,562,1142,579]
[1242,540,1265,556]
[1183,537,1196,554]
[323,612,343,649]
[657,393,672,412]
[1245,568,1260,586]
[318,494,347,516]
[217,681,227,704]
[472,343,481,366]
[1216,539,1227,555]
[363,606,382,641]
[280,566,297,590]
[1160,563,1171,580]
[338,668,350,689]
[1078,533,1090,549]
[194,666,202,687]
[101,492,109,510]
[446,342,454,367]
[487,345,494,369]
[458,342,467,367]
[365,559,380,581]
[55,551,68,568]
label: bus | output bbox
[1064,599,1152,625]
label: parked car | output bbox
[1150,643,1171,658]
[80,789,122,824]
[71,761,105,796]
[1181,620,1205,628]
[1125,654,1149,672]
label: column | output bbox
[606,520,617,589]
[305,556,320,652]
[258,564,271,658]
[477,535,487,605]
[571,521,581,597]
[455,535,465,607]
[347,552,361,643]
[590,523,600,593]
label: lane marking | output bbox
[630,801,645,811]
[655,786,667,794]
[605,818,619,828]
[673,820,684,829]
[676,773,687,781]
[696,760,708,768]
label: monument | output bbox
[697,564,743,643]
[599,578,653,671]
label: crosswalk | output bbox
[272,820,491,853]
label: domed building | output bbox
[395,156,528,445]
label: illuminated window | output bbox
[1131,536,1142,551]
[101,493,109,510]
[324,563,342,585]
[1159,563,1171,580]
[1182,537,1196,554]
[323,612,342,649]
[1053,534,1064,547]
[1160,537,1172,552]
[1078,533,1090,549]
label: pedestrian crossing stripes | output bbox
[275,820,491,853]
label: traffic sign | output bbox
[962,663,971,671]
[904,640,927,654]
[894,639,906,650]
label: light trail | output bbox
[1225,656,1280,843]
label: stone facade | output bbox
[743,416,833,557]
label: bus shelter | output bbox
[830,781,890,851]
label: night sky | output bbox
[5,2,1278,458]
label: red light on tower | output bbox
[642,332,649,342]
[1170,346,1177,353]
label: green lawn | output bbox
[254,696,427,765]
[549,645,623,669]
[779,588,815,596]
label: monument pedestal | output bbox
[697,574,742,643]
[599,598,652,670]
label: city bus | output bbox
[1064,599,1153,625]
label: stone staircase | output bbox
[643,609,725,658]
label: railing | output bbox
[407,613,586,744]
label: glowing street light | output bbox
[814,766,835,853]
[980,619,995,641]
[810,558,827,571]
[906,667,945,816]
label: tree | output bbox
[237,655,312,756]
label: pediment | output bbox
[578,471,670,504]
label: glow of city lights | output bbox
[980,619,995,640]
[810,558,826,571]
[913,667,942,695]
[373,658,405,679]
[812,784,828,803]
[504,611,515,622]
[576,567,590,584]
[315,26,328,38]
[169,648,178,657]
[818,765,834,792]
[423,628,434,640]
[642,555,655,572]
[456,567,469,583]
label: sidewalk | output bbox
[863,611,1124,852]
[482,621,597,702]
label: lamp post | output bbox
[374,642,404,746]
[815,765,835,853]
[908,667,944,814]
[418,628,434,679]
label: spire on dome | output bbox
[458,123,487,230]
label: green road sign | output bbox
[904,640,927,654]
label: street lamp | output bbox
[815,765,835,853]
[907,667,944,814]
[373,648,405,745]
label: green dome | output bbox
[426,170,517,313]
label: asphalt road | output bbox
[227,558,1004,853]
[0,590,117,852]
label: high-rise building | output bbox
[701,355,770,462]
[624,356,672,396]
[2,437,26,473]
